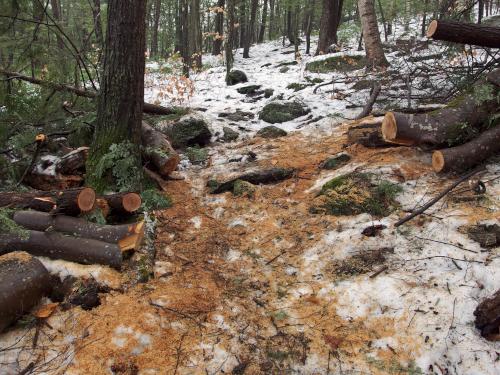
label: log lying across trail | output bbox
[0,252,52,332]
[432,125,500,173]
[13,211,144,244]
[0,230,122,269]
[0,187,96,215]
[382,69,499,147]
[0,69,179,116]
[426,20,500,48]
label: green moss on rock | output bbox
[237,85,262,95]
[306,54,366,73]
[320,153,351,170]
[227,70,248,86]
[257,126,288,139]
[222,127,239,142]
[259,101,310,124]
[311,173,402,217]
[233,179,256,198]
[185,146,209,164]
[163,116,212,149]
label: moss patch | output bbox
[233,180,256,198]
[319,153,351,170]
[185,146,209,164]
[311,173,402,217]
[306,54,366,73]
[286,83,314,92]
[259,101,310,124]
[257,126,288,139]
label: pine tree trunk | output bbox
[151,0,162,57]
[189,0,202,69]
[305,0,315,55]
[213,0,225,55]
[86,0,146,192]
[225,0,235,83]
[358,0,389,70]
[316,0,344,55]
[258,0,268,43]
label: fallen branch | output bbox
[0,69,180,116]
[355,82,381,120]
[394,166,485,227]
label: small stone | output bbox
[320,153,351,170]
[237,85,262,95]
[256,126,288,139]
[222,127,239,142]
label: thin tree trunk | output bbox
[358,0,389,69]
[225,0,235,83]
[305,0,316,54]
[243,0,258,57]
[478,0,484,23]
[213,0,225,55]
[269,0,275,39]
[86,0,146,192]
[377,0,388,42]
[151,0,162,57]
[258,0,268,43]
[92,0,104,48]
[50,0,64,49]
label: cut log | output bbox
[24,173,83,191]
[12,211,144,245]
[427,20,500,48]
[141,121,180,177]
[432,125,500,173]
[0,231,122,269]
[0,69,181,116]
[382,70,499,147]
[94,198,110,218]
[52,187,96,215]
[56,147,89,174]
[209,167,295,194]
[474,289,500,340]
[0,252,52,332]
[102,192,142,215]
[0,192,56,212]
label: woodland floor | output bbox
[1,24,500,375]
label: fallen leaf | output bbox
[34,303,59,319]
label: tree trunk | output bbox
[225,0,235,83]
[305,0,316,55]
[258,0,268,43]
[151,0,162,57]
[377,0,388,42]
[478,0,484,24]
[427,20,500,48]
[243,0,258,57]
[382,69,499,147]
[50,0,64,50]
[317,0,344,54]
[432,125,500,173]
[92,0,104,48]
[213,0,225,55]
[358,0,389,69]
[269,0,276,40]
[0,252,51,333]
[12,211,144,244]
[86,0,146,192]
[0,231,122,269]
[189,0,202,69]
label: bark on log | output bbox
[432,125,500,173]
[0,188,95,215]
[382,69,499,147]
[0,252,52,332]
[0,231,122,269]
[13,211,144,245]
[56,147,89,174]
[427,20,500,48]
[0,69,180,116]
[141,121,180,176]
[347,121,393,147]
[102,192,142,215]
[474,289,500,340]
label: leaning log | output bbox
[432,125,500,173]
[0,231,122,269]
[0,252,52,332]
[382,69,499,147]
[141,122,180,177]
[13,211,144,245]
[427,20,500,48]
[102,192,142,215]
[0,69,181,116]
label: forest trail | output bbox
[1,36,499,375]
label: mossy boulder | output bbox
[264,89,274,98]
[233,179,256,198]
[185,146,209,164]
[256,126,288,139]
[160,116,212,149]
[237,85,262,95]
[219,110,255,122]
[286,83,314,92]
[319,153,351,170]
[227,70,248,86]
[222,127,239,142]
[306,54,366,73]
[310,173,402,217]
[259,101,310,124]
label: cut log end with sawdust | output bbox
[427,20,500,49]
